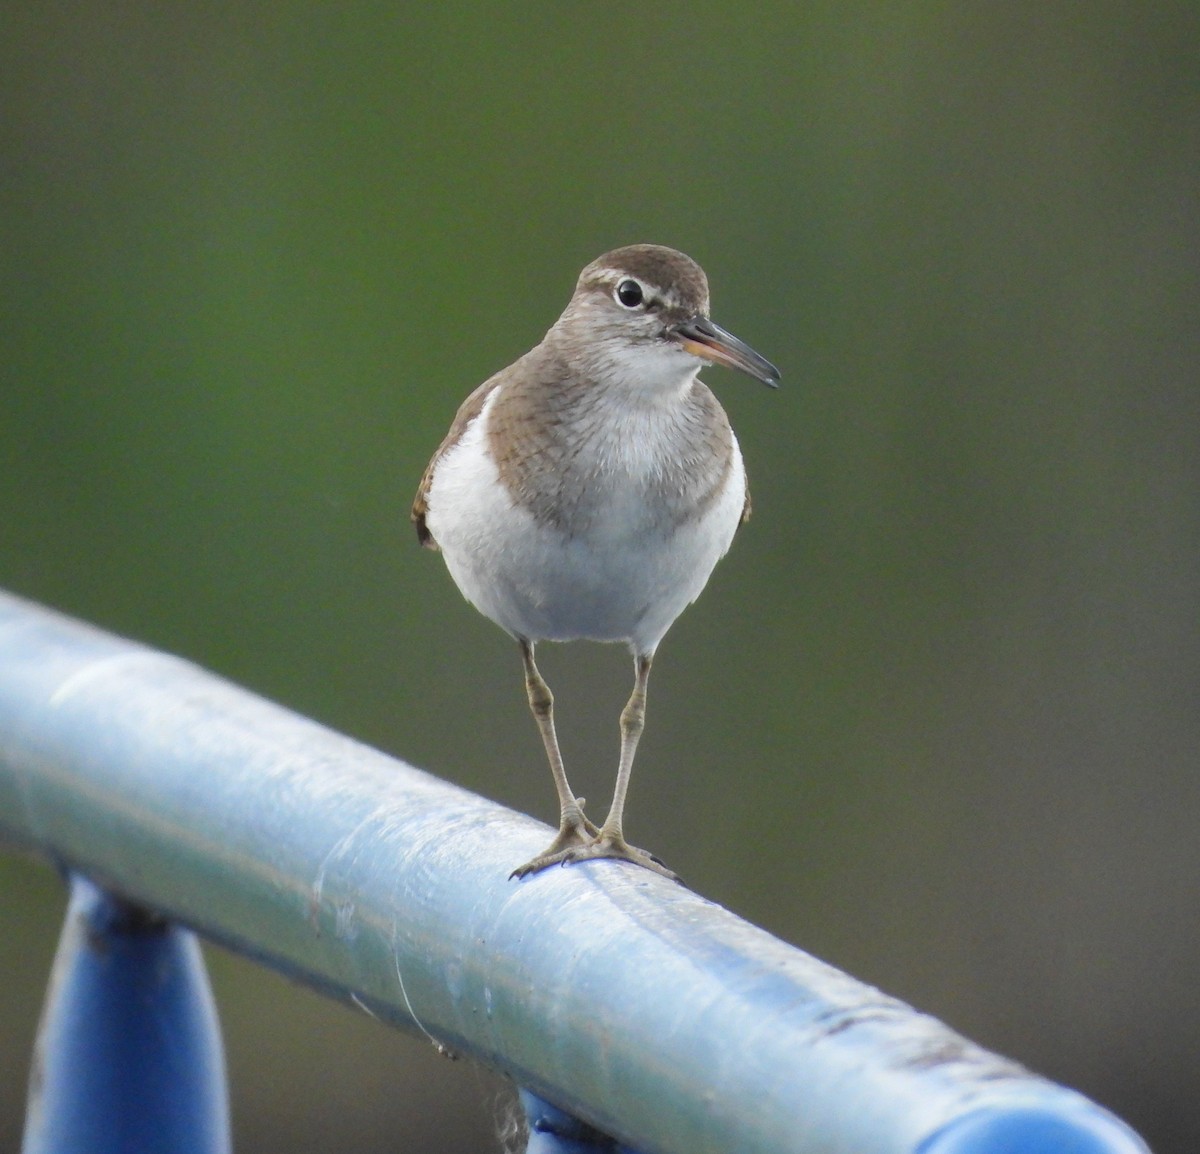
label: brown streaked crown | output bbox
[576,244,710,317]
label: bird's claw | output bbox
[511,829,679,882]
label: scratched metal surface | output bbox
[0,590,1149,1154]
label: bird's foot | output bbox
[562,833,680,881]
[509,799,599,879]
[511,829,679,882]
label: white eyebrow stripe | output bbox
[591,268,689,309]
[593,266,657,290]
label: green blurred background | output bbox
[2,4,1196,1152]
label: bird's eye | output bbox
[615,279,645,309]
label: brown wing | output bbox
[740,477,752,525]
[411,373,505,549]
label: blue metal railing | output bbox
[0,590,1150,1154]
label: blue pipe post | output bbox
[520,1089,642,1154]
[21,873,231,1154]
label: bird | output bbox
[412,244,779,880]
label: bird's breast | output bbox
[424,381,745,649]
[487,379,738,539]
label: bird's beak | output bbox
[672,316,780,388]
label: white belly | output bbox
[424,389,745,654]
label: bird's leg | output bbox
[510,640,599,878]
[557,651,679,881]
[601,651,651,844]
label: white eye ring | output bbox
[614,279,645,309]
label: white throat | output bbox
[582,339,703,405]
